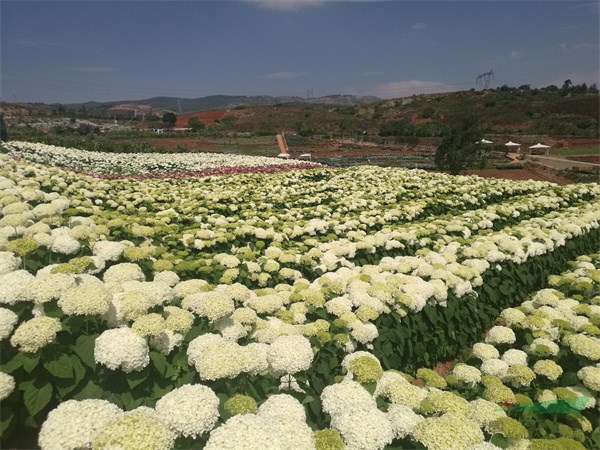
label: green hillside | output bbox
[198,85,599,138]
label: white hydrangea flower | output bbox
[331,408,394,450]
[413,413,485,450]
[501,349,528,367]
[103,263,145,284]
[485,326,516,345]
[183,290,235,322]
[187,333,249,380]
[565,334,600,361]
[0,371,15,400]
[205,398,314,450]
[480,359,509,378]
[26,273,76,304]
[92,240,125,261]
[149,329,184,355]
[38,399,122,450]
[0,251,21,275]
[267,334,314,375]
[173,279,210,298]
[468,398,506,427]
[387,403,424,439]
[153,270,180,287]
[50,235,81,255]
[577,366,600,391]
[58,283,111,316]
[10,316,61,352]
[155,384,219,438]
[213,317,247,341]
[349,321,379,344]
[452,364,482,386]
[92,407,175,450]
[527,337,560,356]
[0,307,18,339]
[322,380,377,417]
[0,270,35,305]
[472,342,500,361]
[94,327,150,373]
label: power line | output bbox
[476,70,494,90]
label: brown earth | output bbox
[175,110,228,128]
[567,155,600,164]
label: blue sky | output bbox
[1,0,598,103]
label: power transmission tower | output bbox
[476,70,494,89]
[177,99,183,114]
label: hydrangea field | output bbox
[0,141,599,450]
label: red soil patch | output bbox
[568,155,600,164]
[175,109,228,128]
[545,137,599,147]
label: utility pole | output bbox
[476,70,494,90]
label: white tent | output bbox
[505,141,521,152]
[528,143,551,155]
[479,139,493,144]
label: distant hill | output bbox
[56,94,380,117]
[3,85,597,138]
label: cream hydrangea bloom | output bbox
[94,327,150,372]
[92,407,175,450]
[267,334,314,375]
[0,371,15,401]
[58,284,111,316]
[0,307,18,340]
[10,316,61,352]
[577,366,600,391]
[413,413,484,450]
[155,384,219,438]
[0,270,35,305]
[485,326,516,345]
[38,399,122,450]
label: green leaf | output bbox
[0,407,15,437]
[362,382,377,396]
[73,380,104,400]
[150,352,167,378]
[23,382,53,417]
[43,354,74,379]
[301,395,315,405]
[74,334,98,369]
[126,368,149,390]
[490,433,509,448]
[0,353,24,374]
[22,353,41,374]
[70,355,86,385]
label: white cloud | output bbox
[367,79,457,99]
[411,22,428,30]
[510,50,523,61]
[262,71,307,79]
[248,0,323,11]
[558,42,598,52]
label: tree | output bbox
[435,115,483,175]
[162,112,177,128]
[187,117,205,131]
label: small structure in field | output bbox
[528,143,551,155]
